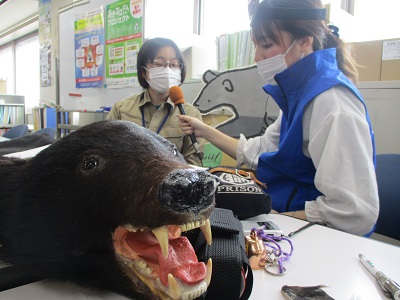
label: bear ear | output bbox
[202,69,220,84]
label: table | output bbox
[1,214,399,300]
[247,214,400,300]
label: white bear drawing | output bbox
[193,65,280,138]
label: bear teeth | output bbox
[205,258,212,286]
[125,224,137,232]
[199,219,212,246]
[123,219,211,260]
[152,226,169,259]
[168,273,182,299]
[167,259,211,300]
[180,219,212,246]
[150,219,211,260]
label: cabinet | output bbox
[56,110,108,138]
[0,94,25,135]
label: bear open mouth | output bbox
[113,219,212,300]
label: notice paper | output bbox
[382,40,400,60]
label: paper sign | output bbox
[382,40,400,60]
[202,143,222,168]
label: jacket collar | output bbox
[263,48,338,113]
[277,48,337,91]
[139,90,174,108]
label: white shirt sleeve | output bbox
[305,86,379,236]
[236,111,282,169]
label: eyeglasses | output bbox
[150,59,184,70]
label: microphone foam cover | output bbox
[169,86,185,104]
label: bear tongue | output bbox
[127,232,206,287]
[159,237,207,287]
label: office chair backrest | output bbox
[2,125,29,139]
[33,127,56,138]
[374,154,400,240]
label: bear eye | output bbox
[81,156,99,171]
[222,79,234,92]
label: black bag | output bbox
[209,167,272,219]
[194,208,253,300]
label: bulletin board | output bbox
[58,0,143,111]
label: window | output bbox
[144,0,196,48]
[202,0,250,39]
[341,0,354,15]
[144,0,250,47]
[15,35,39,114]
[0,45,15,94]
[0,33,39,114]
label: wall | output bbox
[358,81,400,154]
[40,0,74,108]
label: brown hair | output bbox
[251,0,358,82]
[136,37,187,89]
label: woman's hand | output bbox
[177,114,206,138]
[178,114,240,160]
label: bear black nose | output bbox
[158,169,218,213]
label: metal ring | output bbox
[235,169,251,179]
[265,264,287,276]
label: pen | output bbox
[359,253,400,299]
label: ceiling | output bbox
[0,0,39,45]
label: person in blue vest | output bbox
[178,0,379,236]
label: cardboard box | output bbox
[381,38,400,81]
[349,40,382,81]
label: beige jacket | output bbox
[107,90,205,166]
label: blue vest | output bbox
[257,48,375,213]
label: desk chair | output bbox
[33,127,56,138]
[374,154,400,241]
[2,125,28,139]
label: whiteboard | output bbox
[58,0,142,111]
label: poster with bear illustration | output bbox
[74,7,105,88]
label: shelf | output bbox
[56,111,108,138]
[0,95,26,126]
[57,124,82,130]
[0,124,25,129]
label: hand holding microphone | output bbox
[169,86,204,161]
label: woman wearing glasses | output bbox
[178,0,379,236]
[107,37,204,166]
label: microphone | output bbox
[169,86,204,162]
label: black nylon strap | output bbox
[251,6,327,26]
[261,7,326,20]
[194,208,253,299]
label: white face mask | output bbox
[256,39,297,85]
[146,67,181,94]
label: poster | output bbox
[105,0,143,88]
[38,0,51,45]
[39,0,51,86]
[74,7,105,88]
[40,43,51,87]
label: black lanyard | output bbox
[140,105,172,134]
